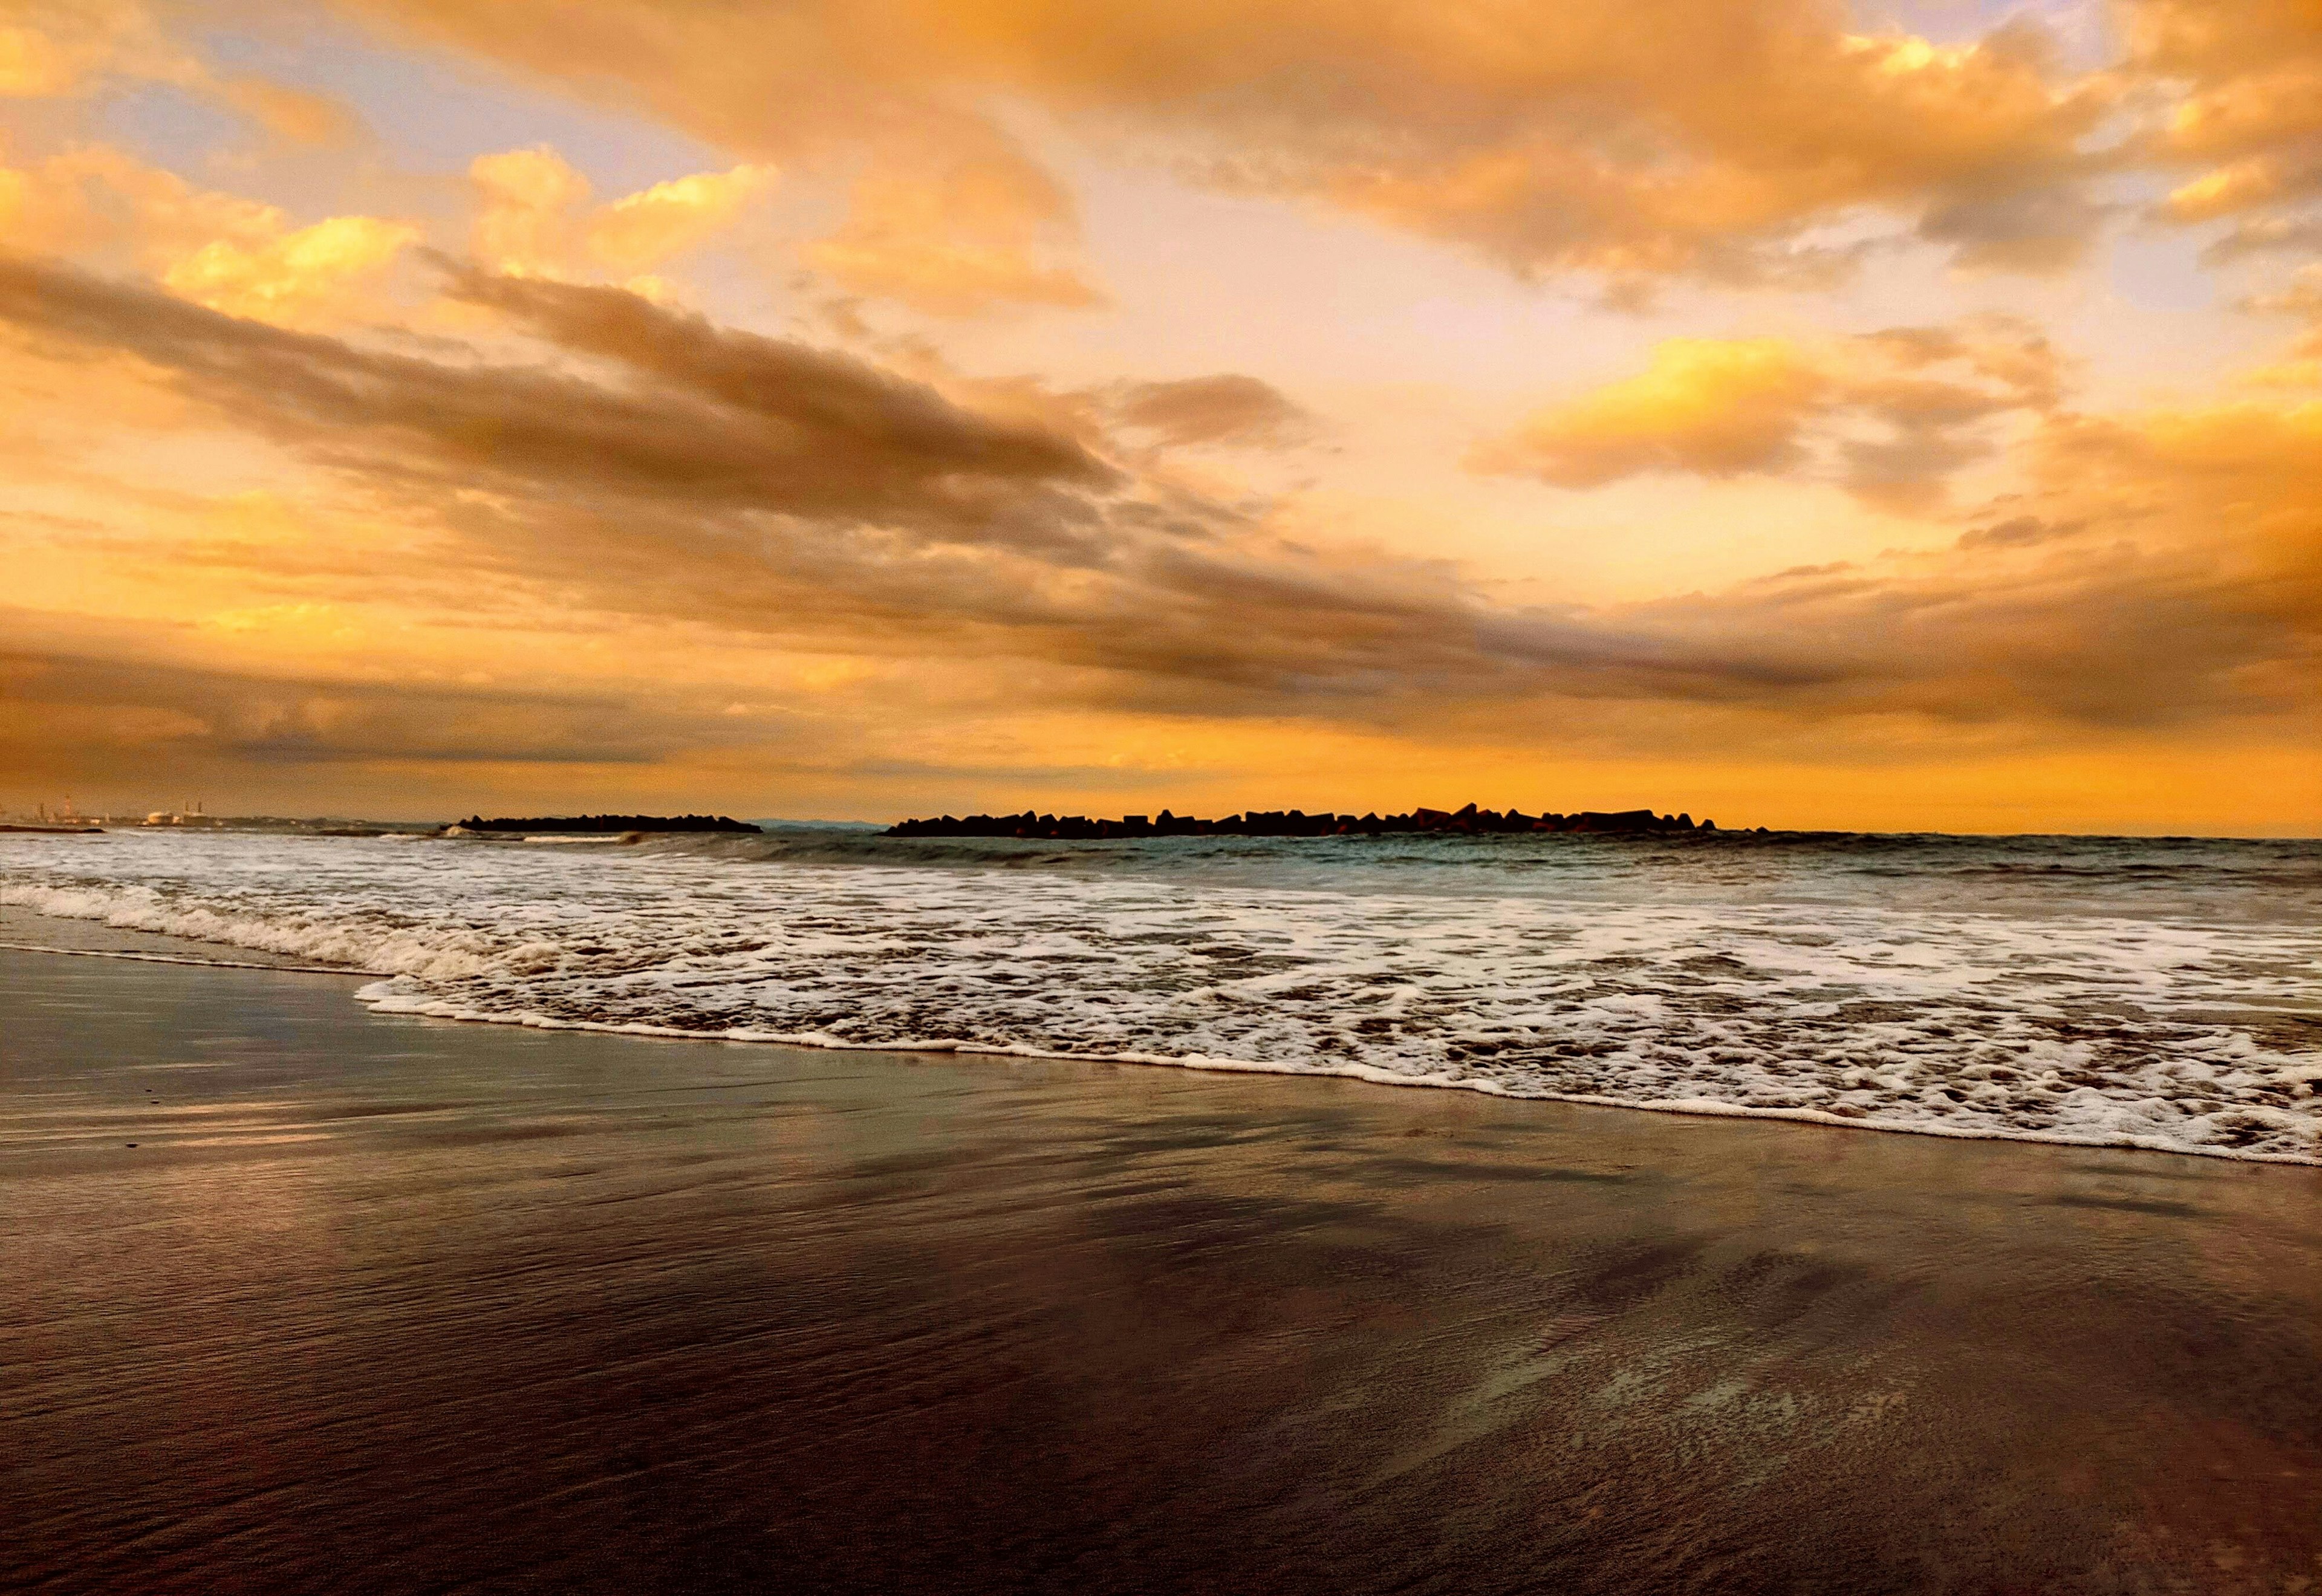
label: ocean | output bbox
[3,826,2317,1163]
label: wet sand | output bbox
[3,927,2320,1595]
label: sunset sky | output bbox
[2,0,2317,832]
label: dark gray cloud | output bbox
[1916,184,2110,274]
[0,253,1117,554]
[437,261,1119,491]
[2199,215,2322,265]
[0,644,741,785]
[1958,515,2087,551]
[1110,374,1312,447]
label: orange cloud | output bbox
[48,0,2322,299]
[468,146,593,274]
[588,166,780,271]
[2129,0,2322,248]
[802,159,1101,316]
[468,145,778,284]
[0,0,190,99]
[0,144,415,325]
[337,0,2112,287]
[0,0,366,154]
[1474,339,1830,486]
[2237,266,2322,385]
[1475,322,2061,508]
[161,216,418,323]
[213,74,366,146]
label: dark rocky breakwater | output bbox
[887,803,1723,840]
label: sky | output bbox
[0,0,2316,832]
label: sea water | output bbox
[3,826,2317,1162]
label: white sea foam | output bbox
[4,829,2317,1163]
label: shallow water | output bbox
[3,826,2317,1161]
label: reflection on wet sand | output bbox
[4,940,2319,1595]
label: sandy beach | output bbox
[4,920,2320,1595]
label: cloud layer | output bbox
[333,0,2121,290]
[3,258,2311,755]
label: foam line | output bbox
[351,984,2322,1166]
